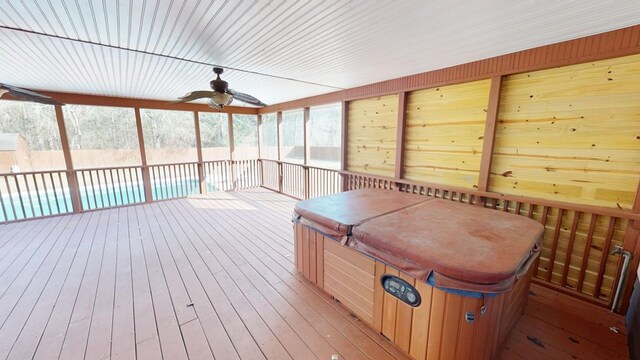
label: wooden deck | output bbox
[0,188,628,360]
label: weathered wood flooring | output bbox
[0,188,629,360]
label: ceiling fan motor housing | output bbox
[210,78,228,93]
[210,67,229,93]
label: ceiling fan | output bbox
[172,67,267,109]
[0,83,64,105]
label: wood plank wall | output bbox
[342,53,640,307]
[403,79,491,189]
[491,54,640,209]
[347,94,399,176]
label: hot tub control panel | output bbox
[381,274,421,307]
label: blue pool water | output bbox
[0,178,230,222]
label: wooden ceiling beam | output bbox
[2,91,259,114]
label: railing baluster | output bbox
[39,173,52,215]
[21,174,36,218]
[594,217,617,299]
[95,169,105,208]
[545,209,565,283]
[31,173,44,216]
[88,170,98,209]
[13,175,26,219]
[58,172,71,213]
[161,165,168,199]
[106,169,115,206]
[4,176,17,220]
[561,211,581,287]
[0,177,8,221]
[49,172,60,215]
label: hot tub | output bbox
[293,189,543,360]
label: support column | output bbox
[303,107,310,164]
[257,114,264,186]
[228,113,237,189]
[340,101,349,191]
[277,111,283,192]
[477,75,503,193]
[54,105,82,212]
[194,111,206,194]
[394,92,407,181]
[134,108,154,203]
[303,107,310,199]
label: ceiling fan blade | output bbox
[0,83,64,105]
[171,90,217,104]
[227,89,267,107]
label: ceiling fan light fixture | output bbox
[209,92,232,108]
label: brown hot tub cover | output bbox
[293,188,430,242]
[350,199,544,292]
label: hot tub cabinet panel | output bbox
[294,223,535,360]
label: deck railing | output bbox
[259,159,342,199]
[0,170,74,221]
[257,159,639,310]
[0,159,260,222]
[0,157,636,310]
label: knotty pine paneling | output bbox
[490,53,640,210]
[347,94,399,177]
[404,79,491,189]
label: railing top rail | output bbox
[74,165,144,172]
[336,169,640,221]
[148,161,201,167]
[0,169,70,176]
[258,158,341,172]
[258,158,640,220]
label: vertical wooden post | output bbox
[257,114,263,159]
[134,108,154,203]
[394,92,407,181]
[276,111,282,161]
[257,114,264,186]
[303,107,310,198]
[304,166,310,199]
[618,187,640,313]
[340,101,349,191]
[476,75,503,193]
[278,162,283,193]
[276,111,283,192]
[303,107,310,165]
[228,113,237,189]
[54,105,82,212]
[193,111,206,194]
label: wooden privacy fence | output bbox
[0,159,259,222]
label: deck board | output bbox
[0,188,629,360]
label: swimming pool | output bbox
[0,177,231,222]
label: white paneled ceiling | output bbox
[0,0,639,106]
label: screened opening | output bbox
[281,109,304,163]
[0,100,64,172]
[232,114,258,160]
[260,113,278,160]
[309,103,342,169]
[140,109,197,165]
[63,105,141,168]
[199,112,230,161]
